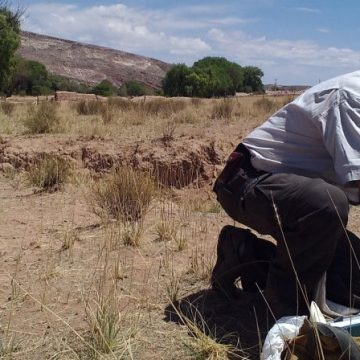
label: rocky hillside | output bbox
[19,31,171,89]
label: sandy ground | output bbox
[2,97,360,359]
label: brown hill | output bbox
[19,31,172,89]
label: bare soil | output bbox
[2,97,360,359]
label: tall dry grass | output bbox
[0,102,15,116]
[0,94,294,141]
[27,154,72,190]
[23,102,60,134]
[90,167,157,222]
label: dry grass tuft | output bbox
[100,102,114,124]
[173,305,240,360]
[135,98,188,117]
[75,100,106,116]
[23,102,59,134]
[108,97,133,111]
[0,102,15,116]
[86,295,122,354]
[254,97,278,114]
[91,167,157,222]
[188,245,214,281]
[173,108,199,124]
[122,221,143,247]
[211,99,235,119]
[165,270,182,303]
[155,220,178,242]
[27,154,72,190]
[60,229,80,252]
[160,120,177,143]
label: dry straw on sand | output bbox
[0,94,327,360]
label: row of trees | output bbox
[162,57,264,97]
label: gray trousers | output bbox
[215,171,360,309]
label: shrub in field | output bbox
[27,154,72,190]
[92,80,118,97]
[254,96,278,113]
[23,102,59,134]
[91,167,157,222]
[75,100,105,115]
[0,102,15,116]
[211,98,234,119]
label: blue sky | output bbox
[18,0,360,85]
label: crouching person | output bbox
[212,71,360,319]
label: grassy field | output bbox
[2,93,345,359]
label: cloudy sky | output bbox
[18,0,360,85]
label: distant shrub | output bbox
[50,74,92,93]
[27,154,72,190]
[91,167,157,222]
[92,80,118,97]
[124,80,147,96]
[118,81,155,97]
[23,102,59,134]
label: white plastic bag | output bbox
[260,315,306,360]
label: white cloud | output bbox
[294,7,321,14]
[23,3,212,57]
[207,28,360,84]
[208,28,360,68]
[317,27,330,33]
[169,36,211,55]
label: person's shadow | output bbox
[164,288,275,359]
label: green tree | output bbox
[49,74,92,93]
[10,57,52,95]
[242,66,264,93]
[124,80,147,96]
[0,2,22,94]
[185,70,212,97]
[192,57,244,96]
[92,80,118,97]
[162,64,191,97]
[162,57,264,98]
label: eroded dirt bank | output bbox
[0,135,230,187]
